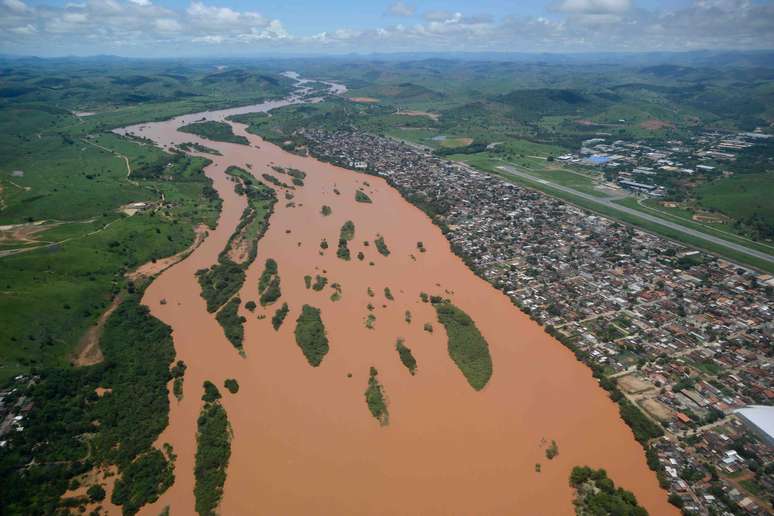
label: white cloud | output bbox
[553,0,631,14]
[10,23,37,34]
[423,10,454,22]
[192,34,223,43]
[154,18,180,32]
[386,1,414,17]
[187,1,267,26]
[3,0,31,14]
[62,12,88,23]
[0,0,772,55]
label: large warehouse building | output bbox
[736,405,774,446]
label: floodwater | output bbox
[117,78,676,515]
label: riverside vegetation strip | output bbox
[194,382,233,516]
[0,66,307,514]
[569,467,648,516]
[0,293,179,514]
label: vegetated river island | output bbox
[115,77,676,516]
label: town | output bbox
[300,128,774,515]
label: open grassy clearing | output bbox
[696,173,774,223]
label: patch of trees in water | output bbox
[261,173,292,189]
[312,274,328,291]
[112,447,174,515]
[194,381,232,516]
[396,338,417,375]
[569,466,648,516]
[258,258,281,306]
[224,166,277,266]
[355,190,372,203]
[433,301,492,391]
[340,220,355,240]
[365,367,389,426]
[337,220,355,260]
[171,360,187,401]
[272,303,289,330]
[197,168,275,316]
[272,165,306,187]
[215,297,245,354]
[330,282,342,302]
[0,295,177,514]
[294,305,329,367]
[179,121,249,145]
[178,141,222,156]
[546,440,558,460]
[374,235,390,256]
[196,260,246,313]
[224,378,239,394]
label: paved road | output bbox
[496,165,774,268]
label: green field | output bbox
[696,173,774,223]
[0,110,222,382]
[0,61,296,382]
[613,197,774,257]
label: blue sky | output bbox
[1,0,772,56]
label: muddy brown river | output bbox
[116,78,676,515]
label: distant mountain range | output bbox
[2,50,774,68]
